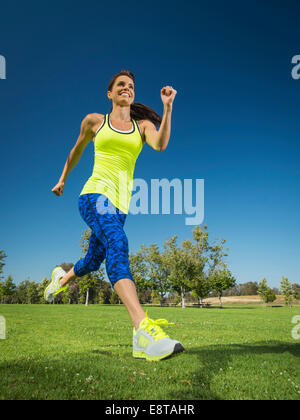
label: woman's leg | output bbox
[60,231,106,287]
[82,193,146,329]
[114,278,146,331]
[55,193,184,360]
[60,266,77,287]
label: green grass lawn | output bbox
[0,304,300,400]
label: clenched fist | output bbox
[52,181,65,196]
[161,85,177,108]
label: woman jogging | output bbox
[44,69,184,361]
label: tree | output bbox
[60,262,74,273]
[98,289,106,304]
[240,282,259,296]
[141,244,171,305]
[110,290,120,304]
[164,236,193,308]
[208,238,228,273]
[97,280,113,304]
[78,273,100,306]
[191,274,211,306]
[222,284,241,296]
[27,281,39,304]
[1,275,16,303]
[265,289,277,304]
[0,281,4,303]
[210,269,236,308]
[151,290,161,305]
[292,284,300,301]
[14,280,30,304]
[207,233,235,308]
[129,250,150,303]
[77,230,105,305]
[188,226,211,306]
[80,229,92,255]
[258,278,270,302]
[280,276,295,307]
[37,278,50,303]
[64,281,80,304]
[257,279,276,305]
[0,250,7,279]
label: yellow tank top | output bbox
[80,113,143,214]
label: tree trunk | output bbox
[85,288,89,307]
[181,287,186,309]
[219,293,223,309]
[199,297,203,307]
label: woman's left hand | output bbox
[161,86,177,108]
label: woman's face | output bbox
[108,75,135,106]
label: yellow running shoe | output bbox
[133,313,184,361]
[44,266,68,303]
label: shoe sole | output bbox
[133,343,185,362]
[44,266,65,302]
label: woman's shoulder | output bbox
[135,119,156,136]
[83,113,106,135]
[81,113,106,143]
[135,119,151,135]
[84,112,105,126]
[135,118,155,129]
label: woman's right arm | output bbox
[52,114,101,196]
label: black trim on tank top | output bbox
[95,114,106,135]
[108,113,135,134]
[136,120,143,139]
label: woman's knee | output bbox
[87,259,101,272]
[74,257,101,277]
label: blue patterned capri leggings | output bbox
[73,193,134,287]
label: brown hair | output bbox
[107,69,162,128]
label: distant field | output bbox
[202,295,300,306]
[0,304,300,400]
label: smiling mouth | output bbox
[120,92,130,97]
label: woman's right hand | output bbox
[52,180,65,196]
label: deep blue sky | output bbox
[1,0,299,288]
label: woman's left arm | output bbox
[143,86,177,152]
